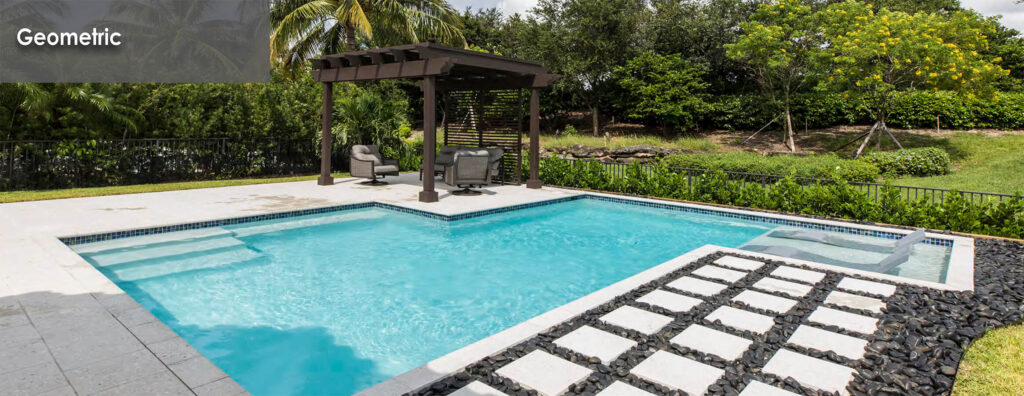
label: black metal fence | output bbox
[571,159,1017,205]
[0,139,321,191]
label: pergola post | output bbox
[419,76,439,202]
[526,88,542,189]
[317,82,334,186]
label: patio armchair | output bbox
[485,148,505,184]
[444,149,493,195]
[420,145,459,180]
[350,145,400,185]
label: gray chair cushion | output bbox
[351,145,383,166]
[436,146,459,166]
[373,164,400,174]
[445,149,492,186]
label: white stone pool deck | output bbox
[0,173,973,395]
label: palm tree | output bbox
[270,0,465,75]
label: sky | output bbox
[448,0,1024,32]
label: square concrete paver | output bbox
[597,381,655,396]
[738,381,801,396]
[63,350,165,394]
[0,339,51,375]
[770,266,826,284]
[0,361,70,396]
[837,278,897,297]
[631,351,724,395]
[599,306,674,335]
[732,290,797,314]
[807,307,879,335]
[450,381,507,396]
[495,350,592,396]
[666,276,728,297]
[671,324,752,361]
[167,356,228,389]
[714,256,764,271]
[554,326,637,364]
[763,349,855,395]
[692,265,747,283]
[787,325,868,360]
[824,291,886,313]
[752,277,813,297]
[705,306,776,334]
[193,377,248,396]
[636,290,702,313]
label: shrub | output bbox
[863,147,952,177]
[539,156,1024,239]
[561,125,579,136]
[660,152,879,182]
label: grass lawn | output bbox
[893,133,1024,195]
[0,172,350,204]
[952,323,1024,395]
[540,134,723,152]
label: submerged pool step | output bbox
[85,235,246,267]
[103,245,264,282]
[71,227,233,254]
[228,210,387,237]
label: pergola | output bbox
[310,43,559,203]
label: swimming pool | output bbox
[70,197,953,395]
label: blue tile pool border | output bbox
[59,194,954,247]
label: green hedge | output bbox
[863,147,952,177]
[539,157,1024,239]
[700,91,1024,130]
[660,152,879,182]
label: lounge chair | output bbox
[768,228,925,253]
[350,145,399,185]
[444,149,492,195]
[742,243,913,274]
[420,145,459,180]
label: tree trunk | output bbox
[784,108,796,152]
[591,107,600,137]
[345,23,357,51]
[854,121,880,159]
[881,121,903,149]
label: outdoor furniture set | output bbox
[350,144,504,196]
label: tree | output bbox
[726,0,823,152]
[616,51,710,131]
[270,0,465,75]
[820,1,1008,157]
[532,0,646,136]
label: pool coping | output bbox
[42,187,974,396]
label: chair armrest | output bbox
[350,158,375,177]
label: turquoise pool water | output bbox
[73,198,918,395]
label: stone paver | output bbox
[807,307,879,335]
[770,266,825,284]
[738,381,801,396]
[631,351,724,395]
[837,278,897,297]
[692,265,748,283]
[732,290,797,314]
[787,325,868,360]
[752,277,813,297]
[193,377,249,396]
[89,370,192,396]
[168,356,229,389]
[596,381,655,396]
[671,324,752,361]
[666,276,728,297]
[705,306,776,334]
[0,361,70,396]
[636,289,702,313]
[449,381,508,396]
[495,350,592,396]
[599,306,673,335]
[63,350,165,394]
[554,326,637,364]
[825,291,886,313]
[763,349,855,395]
[714,256,764,271]
[0,339,51,375]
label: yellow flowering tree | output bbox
[820,1,1007,157]
[725,0,823,152]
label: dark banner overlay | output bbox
[0,0,270,82]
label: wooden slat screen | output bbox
[443,89,524,184]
